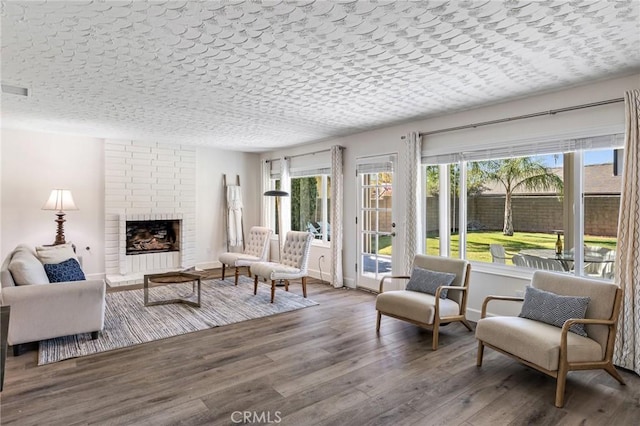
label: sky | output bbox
[540,149,615,167]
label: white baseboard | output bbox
[196,260,222,270]
[466,308,482,323]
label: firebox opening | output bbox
[126,220,181,255]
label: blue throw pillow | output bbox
[405,267,456,299]
[44,258,86,283]
[518,286,590,337]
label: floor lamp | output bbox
[263,189,289,262]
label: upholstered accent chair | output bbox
[375,254,472,350]
[250,231,313,303]
[219,226,272,286]
[476,271,625,408]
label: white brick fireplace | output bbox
[104,139,196,286]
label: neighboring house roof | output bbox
[479,164,621,196]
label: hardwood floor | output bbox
[1,276,638,425]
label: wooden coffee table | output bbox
[143,271,201,308]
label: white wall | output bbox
[0,129,105,277]
[195,146,261,269]
[0,128,261,279]
[262,73,640,318]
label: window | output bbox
[424,165,441,256]
[582,148,620,279]
[290,174,331,243]
[464,154,564,266]
[423,134,623,280]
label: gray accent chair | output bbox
[0,245,106,355]
[250,231,313,303]
[476,271,625,407]
[375,254,472,350]
[219,226,272,286]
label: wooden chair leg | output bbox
[604,363,626,385]
[270,280,276,303]
[555,362,569,408]
[476,341,484,366]
[461,319,473,331]
[376,311,381,332]
[253,276,259,295]
[234,267,240,286]
[221,263,226,280]
[284,280,289,291]
[301,276,307,298]
[91,331,100,340]
[432,322,440,350]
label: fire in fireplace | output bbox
[126,220,181,255]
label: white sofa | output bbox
[0,244,106,355]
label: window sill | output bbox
[469,261,535,280]
[311,240,331,249]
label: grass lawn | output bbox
[379,231,617,264]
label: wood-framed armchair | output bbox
[375,254,472,350]
[476,270,625,407]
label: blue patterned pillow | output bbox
[44,258,86,283]
[405,267,456,299]
[519,286,590,337]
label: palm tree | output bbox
[473,158,563,236]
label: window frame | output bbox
[422,133,623,280]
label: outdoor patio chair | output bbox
[489,244,512,264]
[513,254,565,271]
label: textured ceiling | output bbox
[1,1,639,152]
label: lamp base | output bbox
[53,212,67,245]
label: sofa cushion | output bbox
[8,247,50,285]
[405,266,455,299]
[36,243,78,265]
[519,286,590,337]
[44,258,86,283]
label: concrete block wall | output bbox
[104,139,196,285]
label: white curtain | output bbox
[280,157,291,247]
[402,132,422,275]
[614,89,640,375]
[330,145,344,288]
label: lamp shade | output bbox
[263,190,289,197]
[42,189,78,212]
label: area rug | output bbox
[38,277,318,365]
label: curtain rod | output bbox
[265,145,345,162]
[285,145,345,161]
[405,98,624,138]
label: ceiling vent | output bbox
[1,84,29,97]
